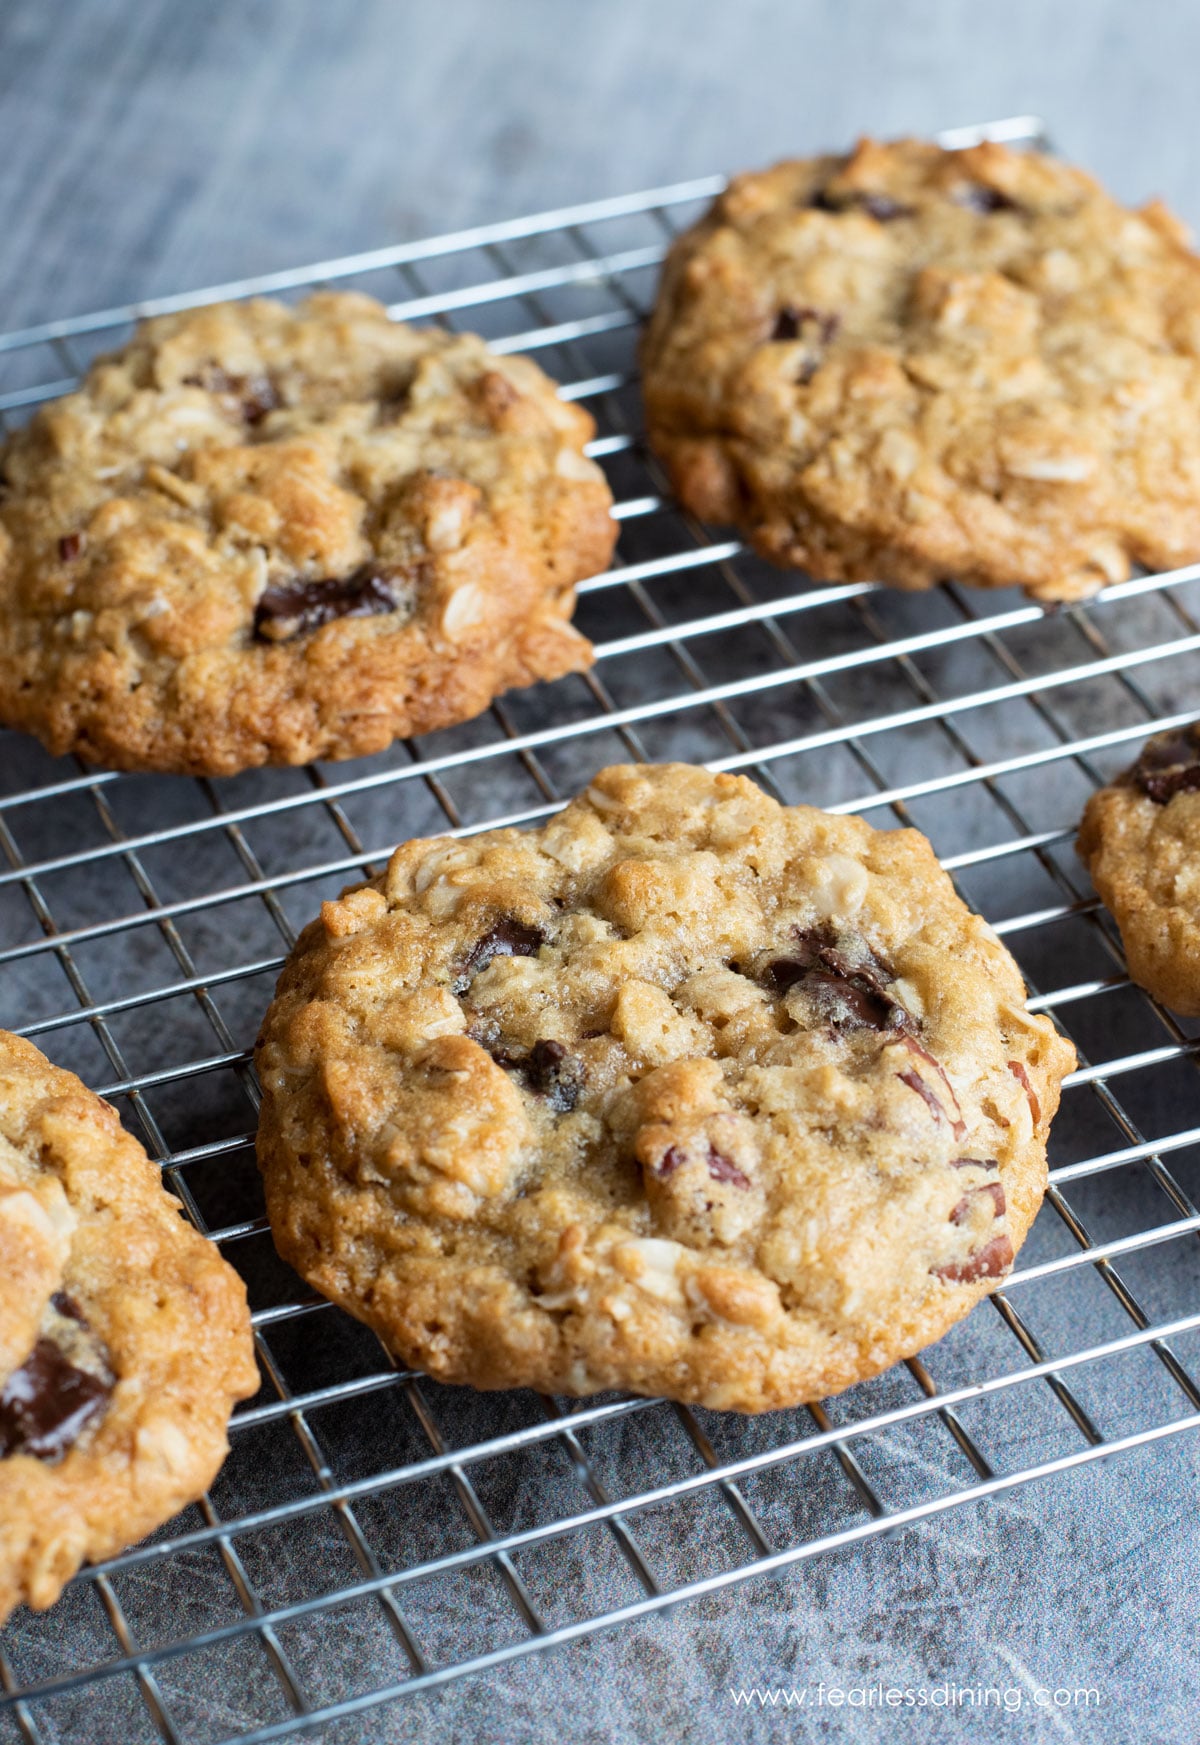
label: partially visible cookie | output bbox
[1078,723,1200,1013]
[256,763,1074,1413]
[0,292,616,775]
[0,1031,259,1624]
[642,137,1200,602]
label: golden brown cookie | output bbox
[0,292,615,774]
[1078,722,1200,1013]
[255,764,1074,1412]
[642,137,1200,602]
[0,1031,259,1623]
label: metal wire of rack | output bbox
[2,113,1200,1742]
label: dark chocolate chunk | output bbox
[57,532,83,562]
[183,365,280,424]
[253,566,409,643]
[954,183,1019,214]
[0,1337,111,1463]
[769,306,841,384]
[764,957,807,994]
[950,1156,1000,1172]
[806,972,896,1032]
[771,306,840,346]
[810,188,914,222]
[459,918,545,986]
[1131,724,1200,805]
[771,305,840,343]
[236,374,280,424]
[857,192,916,222]
[526,1039,584,1113]
[933,1233,1014,1284]
[766,925,914,1034]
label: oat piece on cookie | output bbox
[256,763,1074,1412]
[0,292,616,774]
[1078,722,1200,1013]
[0,1031,258,1624]
[642,138,1200,602]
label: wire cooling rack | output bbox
[2,113,1200,1743]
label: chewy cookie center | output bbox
[362,787,1027,1301]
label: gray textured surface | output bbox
[1,4,1200,1743]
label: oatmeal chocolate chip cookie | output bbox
[255,763,1074,1412]
[642,137,1200,603]
[1077,722,1200,1013]
[0,292,615,775]
[0,1031,258,1623]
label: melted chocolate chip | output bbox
[0,1337,111,1463]
[57,532,83,562]
[809,188,914,221]
[769,306,841,384]
[766,926,914,1034]
[950,1182,1006,1224]
[459,918,545,987]
[184,366,280,424]
[254,566,409,643]
[238,376,280,423]
[857,192,916,222]
[526,1039,584,1113]
[771,305,840,343]
[954,183,1019,214]
[808,973,897,1031]
[933,1233,1014,1284]
[764,958,806,994]
[1131,724,1200,805]
[950,1156,1000,1172]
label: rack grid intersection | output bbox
[1,115,1199,1744]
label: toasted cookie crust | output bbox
[642,138,1200,602]
[1078,723,1200,1014]
[0,292,615,774]
[0,1031,258,1623]
[255,763,1074,1412]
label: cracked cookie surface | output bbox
[0,1031,258,1623]
[256,763,1074,1411]
[642,137,1200,602]
[0,292,615,774]
[1078,722,1200,1013]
